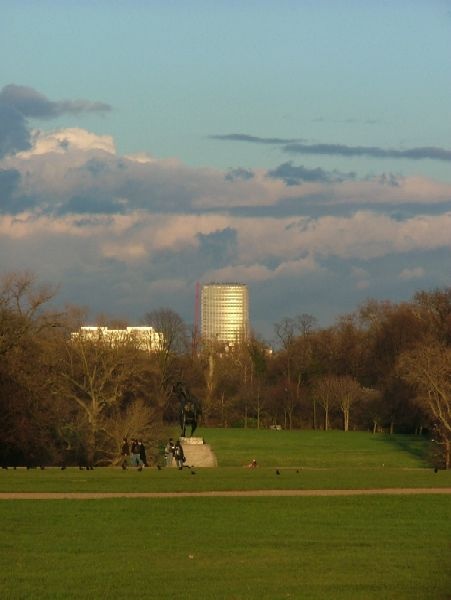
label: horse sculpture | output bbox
[173,381,202,437]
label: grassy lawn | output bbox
[1,429,450,493]
[1,430,449,599]
[197,428,432,468]
[1,495,450,600]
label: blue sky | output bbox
[1,1,450,339]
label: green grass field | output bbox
[1,430,449,494]
[1,496,450,599]
[199,428,433,468]
[1,430,450,599]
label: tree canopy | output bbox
[1,270,449,468]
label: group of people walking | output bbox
[121,437,186,470]
[164,438,186,470]
[121,438,148,470]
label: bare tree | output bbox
[56,331,149,465]
[143,308,189,408]
[312,375,337,431]
[102,399,158,465]
[311,375,362,432]
[247,338,268,429]
[413,288,451,345]
[398,343,451,468]
[0,270,60,356]
[144,308,188,354]
[0,271,63,465]
[274,314,317,428]
[335,375,363,432]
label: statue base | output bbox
[180,437,204,445]
[178,438,217,467]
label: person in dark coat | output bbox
[131,439,141,467]
[138,440,148,467]
[121,438,130,469]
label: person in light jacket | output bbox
[174,441,185,470]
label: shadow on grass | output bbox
[372,434,431,466]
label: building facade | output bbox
[201,283,249,347]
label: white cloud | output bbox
[351,267,369,279]
[356,279,370,290]
[124,152,155,164]
[399,266,425,280]
[18,127,116,157]
[351,266,370,289]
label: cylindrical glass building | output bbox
[201,283,249,346]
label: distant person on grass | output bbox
[131,439,141,467]
[138,440,148,467]
[247,459,258,469]
[121,438,130,469]
[165,438,175,467]
[174,441,186,470]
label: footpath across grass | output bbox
[1,495,450,600]
[0,465,450,493]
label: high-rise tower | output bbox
[201,283,249,346]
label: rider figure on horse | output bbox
[173,381,202,437]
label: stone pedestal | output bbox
[180,437,204,445]
[178,437,217,467]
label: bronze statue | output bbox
[173,381,202,437]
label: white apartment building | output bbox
[72,326,163,351]
[201,283,249,346]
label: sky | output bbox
[1,0,450,340]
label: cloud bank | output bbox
[1,87,449,336]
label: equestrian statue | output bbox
[172,381,202,437]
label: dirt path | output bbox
[1,488,450,499]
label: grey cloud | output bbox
[0,168,36,214]
[45,155,197,216]
[0,168,19,213]
[0,84,111,119]
[0,168,20,198]
[266,162,355,186]
[58,138,70,151]
[375,172,401,187]
[84,158,111,176]
[210,133,303,144]
[211,132,451,162]
[0,104,31,157]
[0,152,197,218]
[73,215,115,228]
[283,142,451,161]
[63,195,128,215]
[157,227,239,276]
[313,117,381,125]
[196,227,237,264]
[225,167,254,182]
[0,84,111,158]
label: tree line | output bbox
[1,271,450,468]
